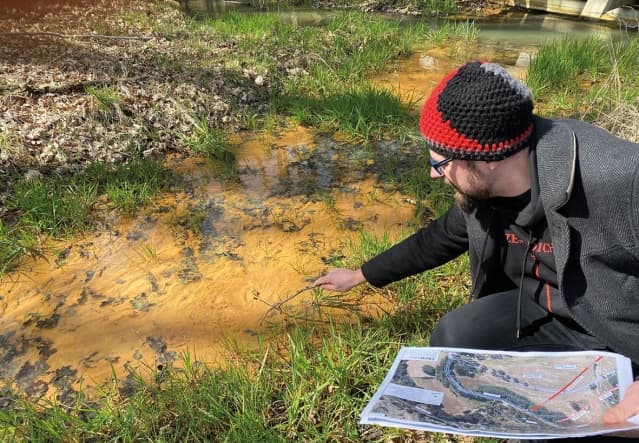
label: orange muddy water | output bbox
[0,125,425,401]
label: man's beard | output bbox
[455,191,480,214]
[451,170,491,214]
[451,183,490,214]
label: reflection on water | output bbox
[472,12,629,44]
[181,0,339,25]
[181,0,255,17]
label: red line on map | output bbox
[530,355,603,412]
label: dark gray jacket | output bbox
[467,116,639,363]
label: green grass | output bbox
[188,11,427,142]
[88,157,172,215]
[527,35,639,118]
[10,176,99,237]
[426,19,478,47]
[526,36,610,96]
[180,117,237,163]
[281,84,414,144]
[181,11,477,144]
[0,158,171,275]
[325,14,417,76]
[7,159,169,236]
[284,12,425,120]
[0,221,39,275]
[269,14,476,142]
[86,85,123,123]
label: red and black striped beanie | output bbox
[419,61,534,161]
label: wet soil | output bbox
[0,124,425,403]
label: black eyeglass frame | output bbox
[428,157,453,175]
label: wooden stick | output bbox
[256,285,316,323]
[2,76,147,96]
[0,31,156,41]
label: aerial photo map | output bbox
[360,347,639,439]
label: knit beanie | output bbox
[419,61,534,161]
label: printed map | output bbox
[361,347,639,439]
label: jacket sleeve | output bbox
[361,204,469,288]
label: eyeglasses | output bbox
[429,157,453,176]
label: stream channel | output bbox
[0,4,632,403]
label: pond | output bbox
[0,2,634,403]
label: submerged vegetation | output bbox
[1,1,639,442]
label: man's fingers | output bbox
[604,403,637,424]
[313,278,334,290]
[604,381,639,424]
[314,281,336,291]
[313,276,327,286]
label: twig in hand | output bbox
[254,285,316,324]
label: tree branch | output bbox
[1,76,147,96]
[0,31,156,41]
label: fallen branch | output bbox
[2,75,147,96]
[0,31,156,41]
[254,284,389,326]
[255,285,316,324]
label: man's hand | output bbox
[605,381,639,424]
[602,380,639,438]
[313,268,366,292]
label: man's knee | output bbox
[428,302,505,349]
[429,310,468,347]
[429,291,521,349]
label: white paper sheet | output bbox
[360,347,639,439]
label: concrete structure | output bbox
[506,0,639,23]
